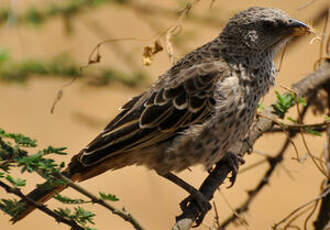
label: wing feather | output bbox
[79,62,228,166]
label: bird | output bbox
[13,6,310,223]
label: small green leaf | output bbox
[272,91,296,118]
[73,206,96,225]
[287,117,298,123]
[0,128,37,147]
[298,97,307,106]
[54,207,72,217]
[0,198,26,218]
[257,103,265,112]
[99,192,119,202]
[42,146,67,155]
[53,192,88,204]
[0,49,10,65]
[5,175,26,187]
[54,207,96,226]
[86,228,98,230]
[304,127,322,136]
[325,115,330,122]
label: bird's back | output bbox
[67,42,229,180]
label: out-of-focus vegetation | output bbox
[0,49,146,87]
[0,0,129,27]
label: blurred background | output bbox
[0,0,329,229]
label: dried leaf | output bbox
[142,40,163,66]
[50,89,63,114]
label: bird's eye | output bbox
[262,21,276,31]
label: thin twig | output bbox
[297,0,320,11]
[273,187,330,229]
[55,173,144,230]
[212,201,220,229]
[257,112,301,160]
[0,180,85,230]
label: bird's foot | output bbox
[242,137,253,154]
[222,151,245,188]
[179,190,211,227]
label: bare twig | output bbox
[212,201,220,229]
[273,187,330,229]
[297,0,320,11]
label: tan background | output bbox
[0,0,328,229]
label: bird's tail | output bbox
[11,170,78,223]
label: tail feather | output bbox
[12,171,78,223]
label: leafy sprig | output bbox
[54,206,96,228]
[53,192,89,205]
[272,91,306,118]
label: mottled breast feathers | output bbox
[79,62,228,166]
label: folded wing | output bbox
[79,62,228,166]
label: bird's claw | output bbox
[243,137,253,154]
[223,152,245,188]
[179,191,211,227]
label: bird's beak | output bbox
[286,19,311,36]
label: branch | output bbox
[0,180,85,230]
[172,62,330,230]
[274,187,330,229]
[313,83,330,230]
[55,173,145,230]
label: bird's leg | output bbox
[159,172,211,217]
[221,151,245,188]
[242,136,253,154]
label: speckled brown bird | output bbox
[14,7,310,222]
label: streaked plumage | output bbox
[13,7,310,222]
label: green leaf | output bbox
[42,146,67,155]
[0,128,37,147]
[73,206,96,225]
[257,103,265,112]
[272,91,296,118]
[54,207,72,217]
[5,175,26,187]
[0,48,10,65]
[53,192,88,204]
[0,198,26,218]
[304,127,322,136]
[298,97,307,106]
[325,115,330,122]
[99,192,119,202]
[86,228,98,230]
[287,117,298,123]
[54,206,96,226]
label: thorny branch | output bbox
[172,62,330,230]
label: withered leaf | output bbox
[142,40,163,66]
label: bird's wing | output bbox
[79,62,229,166]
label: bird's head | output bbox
[220,7,310,56]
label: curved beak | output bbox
[286,19,311,36]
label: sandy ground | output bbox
[0,0,329,229]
